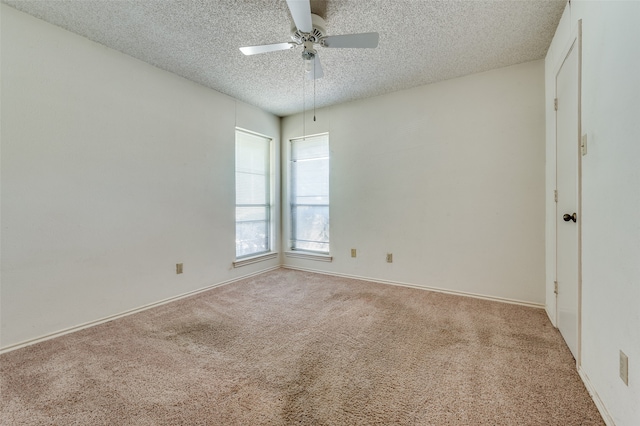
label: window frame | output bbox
[288,133,330,256]
[234,128,275,262]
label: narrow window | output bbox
[290,134,330,253]
[235,129,272,258]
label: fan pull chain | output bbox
[313,70,316,122]
[302,62,306,139]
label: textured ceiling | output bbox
[3,0,565,117]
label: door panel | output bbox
[556,41,579,359]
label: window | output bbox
[235,129,272,259]
[290,134,329,253]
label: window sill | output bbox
[233,252,278,268]
[284,251,333,262]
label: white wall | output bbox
[545,1,640,424]
[0,5,280,349]
[282,60,546,305]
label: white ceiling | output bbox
[3,0,565,117]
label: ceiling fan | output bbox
[239,0,379,79]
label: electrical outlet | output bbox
[386,253,393,263]
[620,350,629,385]
[351,248,357,258]
[176,263,183,274]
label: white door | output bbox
[555,40,580,360]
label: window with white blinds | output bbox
[235,130,272,259]
[290,134,329,254]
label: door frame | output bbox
[553,20,583,367]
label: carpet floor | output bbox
[1,268,603,425]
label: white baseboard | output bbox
[1,264,545,354]
[578,367,616,426]
[545,306,558,327]
[282,265,545,309]
[0,266,280,354]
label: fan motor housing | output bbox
[291,14,326,43]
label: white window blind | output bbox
[290,134,329,253]
[235,130,272,258]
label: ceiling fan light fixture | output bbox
[302,41,316,63]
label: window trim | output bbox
[233,252,278,268]
[284,251,333,262]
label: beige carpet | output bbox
[1,268,603,425]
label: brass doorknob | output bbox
[563,213,577,223]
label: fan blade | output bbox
[239,42,294,55]
[322,32,379,48]
[306,55,324,80]
[286,0,312,33]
